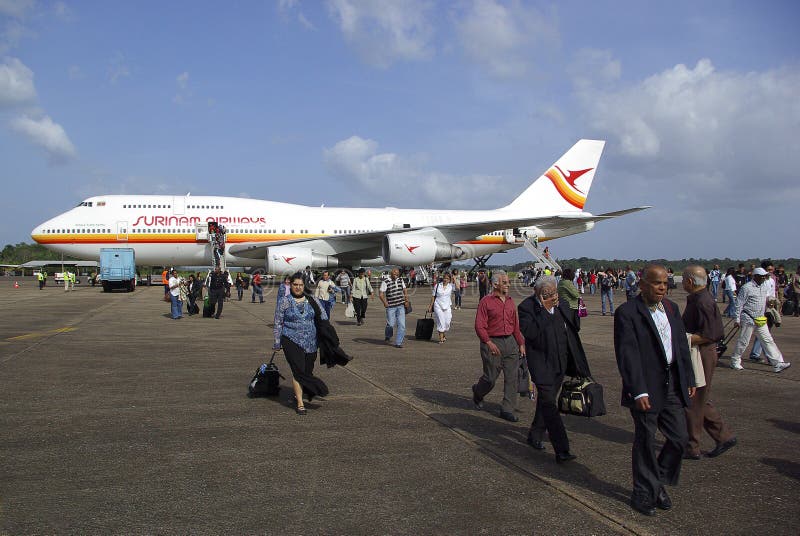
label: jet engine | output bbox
[382,233,464,265]
[265,246,338,274]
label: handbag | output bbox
[345,302,355,318]
[558,377,606,417]
[517,356,534,398]
[577,298,588,318]
[404,301,412,314]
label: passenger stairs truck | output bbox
[99,248,136,292]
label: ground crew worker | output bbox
[37,271,44,290]
[162,268,170,300]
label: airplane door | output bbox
[503,229,514,243]
[116,221,128,241]
[195,222,208,242]
[173,196,185,215]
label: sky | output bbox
[1,0,798,264]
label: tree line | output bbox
[0,242,76,265]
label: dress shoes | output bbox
[683,451,701,460]
[630,495,656,516]
[499,411,519,423]
[526,436,546,450]
[656,487,672,510]
[471,385,483,410]
[706,437,737,458]
[555,452,577,464]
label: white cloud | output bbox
[67,64,82,80]
[323,135,503,208]
[297,11,314,29]
[0,1,35,54]
[0,57,76,163]
[0,56,36,105]
[455,0,557,78]
[575,58,800,208]
[173,71,190,104]
[568,48,621,92]
[0,0,35,19]
[11,113,77,163]
[326,0,434,68]
[108,51,130,84]
[176,71,189,89]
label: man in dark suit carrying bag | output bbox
[614,264,696,516]
[518,275,592,464]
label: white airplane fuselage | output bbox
[31,140,643,271]
[31,195,564,267]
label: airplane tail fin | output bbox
[502,139,605,213]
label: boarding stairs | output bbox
[467,255,493,278]
[414,265,430,285]
[523,238,562,273]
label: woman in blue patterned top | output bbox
[273,273,330,415]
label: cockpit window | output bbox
[76,201,94,207]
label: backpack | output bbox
[248,353,283,397]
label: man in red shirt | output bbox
[471,270,526,422]
[251,273,264,303]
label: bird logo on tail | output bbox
[544,166,593,209]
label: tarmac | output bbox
[1,276,798,535]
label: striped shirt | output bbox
[380,277,406,307]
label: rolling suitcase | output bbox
[415,313,434,340]
[248,353,283,397]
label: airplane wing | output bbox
[227,206,651,261]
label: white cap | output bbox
[753,267,768,276]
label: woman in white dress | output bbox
[427,272,454,344]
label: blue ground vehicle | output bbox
[99,248,136,292]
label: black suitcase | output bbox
[188,302,199,315]
[248,353,283,397]
[415,314,434,340]
[782,300,795,317]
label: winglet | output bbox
[503,139,605,213]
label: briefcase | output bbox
[559,377,606,417]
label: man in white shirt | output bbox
[168,269,183,319]
[730,267,790,373]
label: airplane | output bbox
[31,139,647,272]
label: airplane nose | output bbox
[31,222,45,242]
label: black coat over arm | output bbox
[518,297,592,385]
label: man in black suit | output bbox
[614,264,696,516]
[519,276,592,464]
